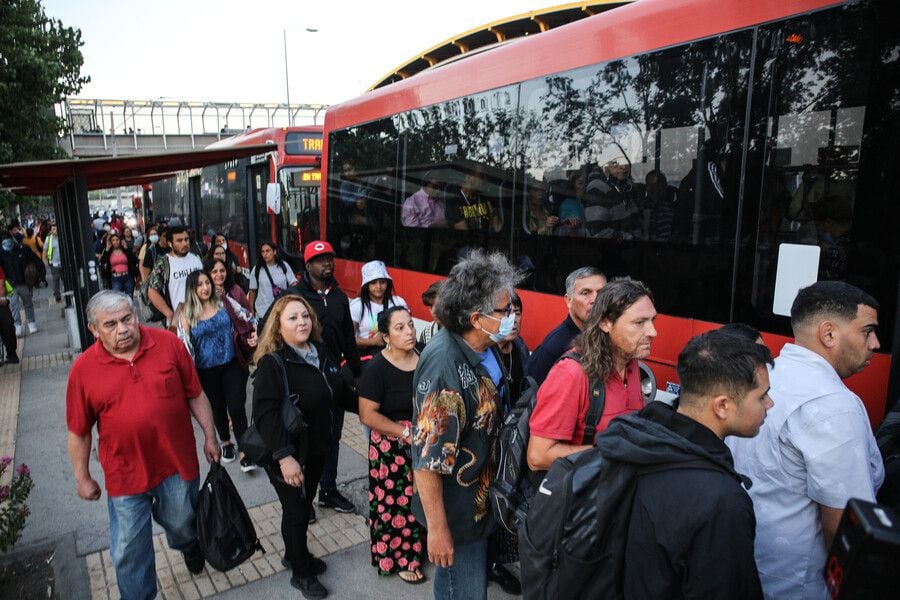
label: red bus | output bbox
[320,0,899,423]
[148,126,322,269]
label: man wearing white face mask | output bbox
[527,277,657,471]
[411,249,523,600]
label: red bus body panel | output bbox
[322,0,891,427]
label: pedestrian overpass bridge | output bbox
[57,98,327,158]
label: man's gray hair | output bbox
[435,249,524,335]
[86,290,136,326]
[565,267,606,296]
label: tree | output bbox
[0,0,89,208]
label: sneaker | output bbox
[239,456,258,473]
[282,556,326,576]
[15,324,22,338]
[317,489,354,513]
[308,507,317,524]
[290,574,328,599]
[27,322,37,334]
[221,443,237,463]
[182,542,205,575]
[4,353,19,365]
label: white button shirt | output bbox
[728,343,884,600]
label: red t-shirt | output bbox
[530,357,644,445]
[66,326,203,496]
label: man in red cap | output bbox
[273,240,361,518]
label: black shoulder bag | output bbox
[240,353,307,464]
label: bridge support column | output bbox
[52,176,101,350]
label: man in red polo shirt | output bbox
[527,277,657,470]
[66,290,220,600]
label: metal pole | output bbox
[284,30,292,126]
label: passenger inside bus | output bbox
[401,173,446,228]
[446,168,503,233]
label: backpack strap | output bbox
[558,350,606,446]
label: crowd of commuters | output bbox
[60,230,893,600]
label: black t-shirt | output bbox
[358,352,415,422]
[500,344,526,409]
[446,190,496,231]
[141,243,167,269]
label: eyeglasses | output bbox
[490,304,514,318]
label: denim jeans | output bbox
[107,473,199,600]
[318,407,344,491]
[50,264,63,301]
[111,273,135,297]
[433,538,488,600]
[11,285,35,324]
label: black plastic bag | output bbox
[196,462,263,571]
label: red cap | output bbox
[303,240,334,263]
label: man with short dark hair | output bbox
[525,267,606,384]
[66,291,220,599]
[729,281,884,599]
[596,329,773,599]
[146,225,202,323]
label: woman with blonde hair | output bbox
[177,269,257,471]
[251,294,350,599]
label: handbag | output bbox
[223,295,255,367]
[240,351,307,464]
[262,263,285,298]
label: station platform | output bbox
[0,287,518,599]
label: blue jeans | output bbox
[433,538,488,600]
[319,407,344,491]
[111,273,135,297]
[107,474,199,600]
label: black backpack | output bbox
[196,462,263,571]
[490,351,605,534]
[519,447,636,600]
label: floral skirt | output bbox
[368,426,426,575]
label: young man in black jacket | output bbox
[595,328,773,599]
[277,240,361,517]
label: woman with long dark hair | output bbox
[349,260,407,357]
[204,257,250,311]
[177,270,257,471]
[249,241,296,317]
[99,233,138,296]
[358,306,427,584]
[252,294,349,599]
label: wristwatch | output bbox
[401,425,411,440]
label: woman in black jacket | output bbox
[252,294,346,600]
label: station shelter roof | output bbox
[369,1,632,90]
[0,144,271,196]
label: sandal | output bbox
[398,570,427,585]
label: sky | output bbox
[42,0,552,107]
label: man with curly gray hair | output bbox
[411,249,522,600]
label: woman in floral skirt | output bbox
[358,306,427,584]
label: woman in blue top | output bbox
[178,270,258,471]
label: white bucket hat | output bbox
[360,260,392,287]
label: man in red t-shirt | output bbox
[528,277,657,471]
[66,290,220,600]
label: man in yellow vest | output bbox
[42,223,64,303]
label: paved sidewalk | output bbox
[4,288,519,599]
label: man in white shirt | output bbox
[147,226,203,324]
[729,281,884,600]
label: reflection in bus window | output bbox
[744,2,896,340]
